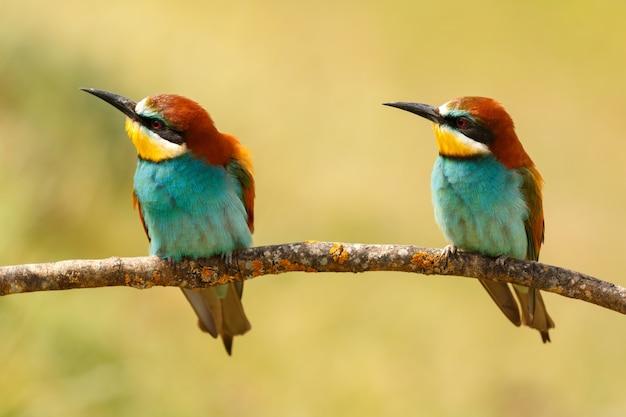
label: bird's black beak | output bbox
[81,88,140,122]
[383,102,444,124]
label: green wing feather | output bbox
[515,165,553,342]
[519,166,544,261]
[227,156,255,233]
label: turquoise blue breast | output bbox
[431,155,528,259]
[134,153,252,260]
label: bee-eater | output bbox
[82,88,254,354]
[384,97,554,342]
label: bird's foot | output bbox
[221,252,240,275]
[221,252,233,265]
[440,244,458,268]
[163,256,178,270]
[495,255,510,267]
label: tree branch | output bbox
[1,242,624,315]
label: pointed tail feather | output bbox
[181,282,251,354]
[513,285,555,343]
[479,280,521,326]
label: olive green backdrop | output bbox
[1,0,625,416]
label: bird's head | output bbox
[82,88,235,165]
[384,97,532,168]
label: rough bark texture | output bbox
[1,242,624,315]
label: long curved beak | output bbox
[383,101,444,124]
[81,88,140,122]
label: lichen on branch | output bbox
[0,242,624,315]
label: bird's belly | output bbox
[431,156,528,259]
[134,157,252,260]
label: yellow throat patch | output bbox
[433,124,490,158]
[125,119,187,162]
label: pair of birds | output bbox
[82,88,554,354]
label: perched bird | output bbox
[82,88,254,354]
[384,97,554,342]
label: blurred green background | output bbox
[1,0,626,416]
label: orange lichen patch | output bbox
[124,273,153,288]
[152,269,162,283]
[329,243,349,264]
[277,259,317,272]
[279,259,293,268]
[252,259,265,276]
[200,267,215,282]
[410,251,437,267]
[216,274,234,285]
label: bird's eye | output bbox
[456,117,469,128]
[150,119,164,129]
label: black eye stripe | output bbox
[444,115,493,145]
[141,116,185,145]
